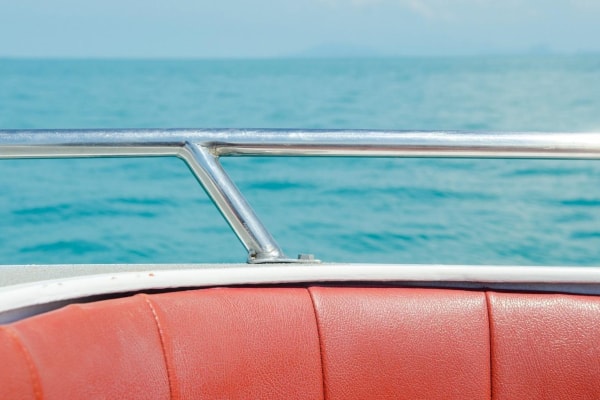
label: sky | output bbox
[0,0,599,58]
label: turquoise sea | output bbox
[1,55,600,265]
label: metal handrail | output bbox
[1,129,600,263]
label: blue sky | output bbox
[1,0,599,58]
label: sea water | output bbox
[1,55,600,265]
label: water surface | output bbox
[1,55,599,265]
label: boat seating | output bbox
[2,286,600,399]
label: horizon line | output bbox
[1,50,600,62]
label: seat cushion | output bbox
[2,286,600,399]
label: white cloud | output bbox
[315,0,470,19]
[315,0,573,23]
[572,0,600,11]
[403,0,435,19]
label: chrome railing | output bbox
[2,129,600,263]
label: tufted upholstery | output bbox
[1,286,600,399]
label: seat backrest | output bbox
[1,286,600,399]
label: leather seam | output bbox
[2,326,43,400]
[307,287,327,400]
[485,291,493,400]
[143,295,175,400]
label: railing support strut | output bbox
[181,143,289,263]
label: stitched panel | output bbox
[10,296,170,399]
[489,292,600,400]
[308,287,328,400]
[309,287,491,400]
[485,292,495,400]
[148,287,324,400]
[144,295,175,400]
[0,327,38,400]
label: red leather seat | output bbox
[1,287,600,399]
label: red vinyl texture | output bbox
[309,287,490,399]
[1,287,600,399]
[488,292,600,400]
